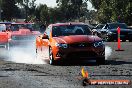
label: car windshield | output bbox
[96,24,104,29]
[0,24,6,31]
[109,23,128,29]
[52,25,92,37]
[11,24,34,31]
[12,35,35,40]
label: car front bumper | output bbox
[108,33,132,40]
[53,46,105,61]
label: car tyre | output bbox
[107,38,113,42]
[36,48,37,53]
[129,39,132,42]
[122,39,126,42]
[49,47,56,65]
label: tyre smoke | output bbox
[105,46,112,60]
[8,47,45,64]
[0,41,46,64]
[1,41,112,64]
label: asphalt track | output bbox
[0,42,132,88]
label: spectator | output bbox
[40,24,46,33]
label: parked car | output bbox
[11,22,40,36]
[36,23,105,65]
[10,22,41,46]
[92,24,105,37]
[99,23,132,42]
[0,22,12,50]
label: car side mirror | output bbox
[92,29,97,35]
[42,34,49,39]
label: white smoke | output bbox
[1,42,112,64]
[0,41,47,64]
[7,47,45,64]
[0,48,9,59]
[105,46,112,60]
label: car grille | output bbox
[67,51,97,58]
[69,42,93,48]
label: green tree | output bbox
[0,0,2,20]
[2,0,19,21]
[15,0,36,20]
[35,4,45,21]
[40,4,49,25]
[56,0,89,20]
[90,0,132,25]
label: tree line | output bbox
[90,0,132,25]
[0,0,96,25]
[0,0,131,25]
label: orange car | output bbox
[10,22,40,46]
[11,22,40,36]
[36,23,105,65]
[0,22,12,50]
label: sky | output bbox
[35,0,94,10]
[35,0,57,7]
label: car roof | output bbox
[97,24,105,25]
[107,22,126,25]
[50,22,86,26]
[11,22,34,25]
[0,22,12,24]
[96,24,105,27]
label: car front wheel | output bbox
[49,47,56,65]
[122,39,126,42]
[129,39,132,42]
[96,57,105,65]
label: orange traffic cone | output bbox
[115,27,124,51]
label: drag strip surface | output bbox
[0,42,132,88]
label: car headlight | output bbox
[94,41,104,47]
[56,43,68,48]
[108,31,113,34]
[107,30,112,35]
[107,31,116,35]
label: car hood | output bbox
[11,30,40,36]
[53,35,102,44]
